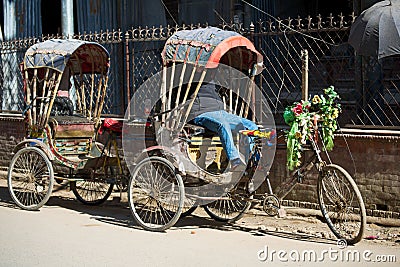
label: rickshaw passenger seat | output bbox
[48,116,95,139]
[48,115,95,156]
[50,96,74,116]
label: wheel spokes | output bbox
[319,165,365,243]
[129,157,184,231]
[8,147,53,210]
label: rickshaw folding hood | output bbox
[162,27,263,70]
[24,39,110,75]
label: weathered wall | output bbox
[0,116,25,168]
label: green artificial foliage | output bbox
[284,86,341,171]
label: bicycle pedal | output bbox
[296,170,303,183]
[278,208,286,218]
[247,181,255,193]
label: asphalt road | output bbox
[0,182,399,267]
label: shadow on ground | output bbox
[0,184,337,246]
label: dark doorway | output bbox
[41,0,62,35]
[276,0,353,18]
[317,0,353,17]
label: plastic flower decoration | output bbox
[283,86,341,171]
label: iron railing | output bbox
[0,31,124,115]
[1,14,399,127]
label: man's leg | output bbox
[193,111,240,161]
[220,111,258,157]
[218,111,257,131]
[239,117,258,131]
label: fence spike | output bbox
[296,16,302,30]
[277,17,282,31]
[328,13,334,28]
[317,14,322,29]
[307,15,312,30]
[287,17,292,29]
[339,13,344,28]
[350,12,356,24]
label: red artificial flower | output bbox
[292,103,303,116]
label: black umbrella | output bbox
[348,0,400,59]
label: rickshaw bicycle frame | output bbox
[126,26,366,245]
[176,118,366,245]
[233,119,366,245]
[123,26,366,245]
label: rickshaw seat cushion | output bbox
[50,96,74,116]
[100,118,123,134]
[49,116,94,138]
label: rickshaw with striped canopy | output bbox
[7,39,119,210]
[125,27,276,231]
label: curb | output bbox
[283,207,400,227]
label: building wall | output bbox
[0,116,25,168]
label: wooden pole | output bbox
[301,49,309,101]
[125,32,130,118]
[178,69,207,133]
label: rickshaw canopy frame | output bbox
[24,39,110,75]
[162,27,263,71]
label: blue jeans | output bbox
[193,110,257,161]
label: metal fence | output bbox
[1,14,400,127]
[250,15,400,127]
[0,31,125,115]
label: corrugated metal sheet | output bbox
[3,0,42,40]
[2,0,42,111]
[76,0,118,32]
[251,0,276,22]
[131,0,166,27]
[75,1,121,114]
[252,0,276,21]
[75,0,166,33]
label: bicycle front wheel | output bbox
[318,164,366,245]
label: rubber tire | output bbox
[318,164,366,245]
[203,193,251,223]
[7,147,54,210]
[70,168,114,206]
[128,156,184,231]
[181,205,198,218]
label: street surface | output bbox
[0,179,398,267]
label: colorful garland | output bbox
[283,86,341,171]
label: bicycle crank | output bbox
[262,194,280,216]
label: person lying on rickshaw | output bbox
[187,79,258,173]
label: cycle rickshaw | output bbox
[7,39,121,209]
[124,27,366,244]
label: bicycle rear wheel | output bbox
[71,179,114,206]
[203,192,251,222]
[180,194,198,218]
[318,164,366,245]
[128,156,184,231]
[8,147,54,210]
